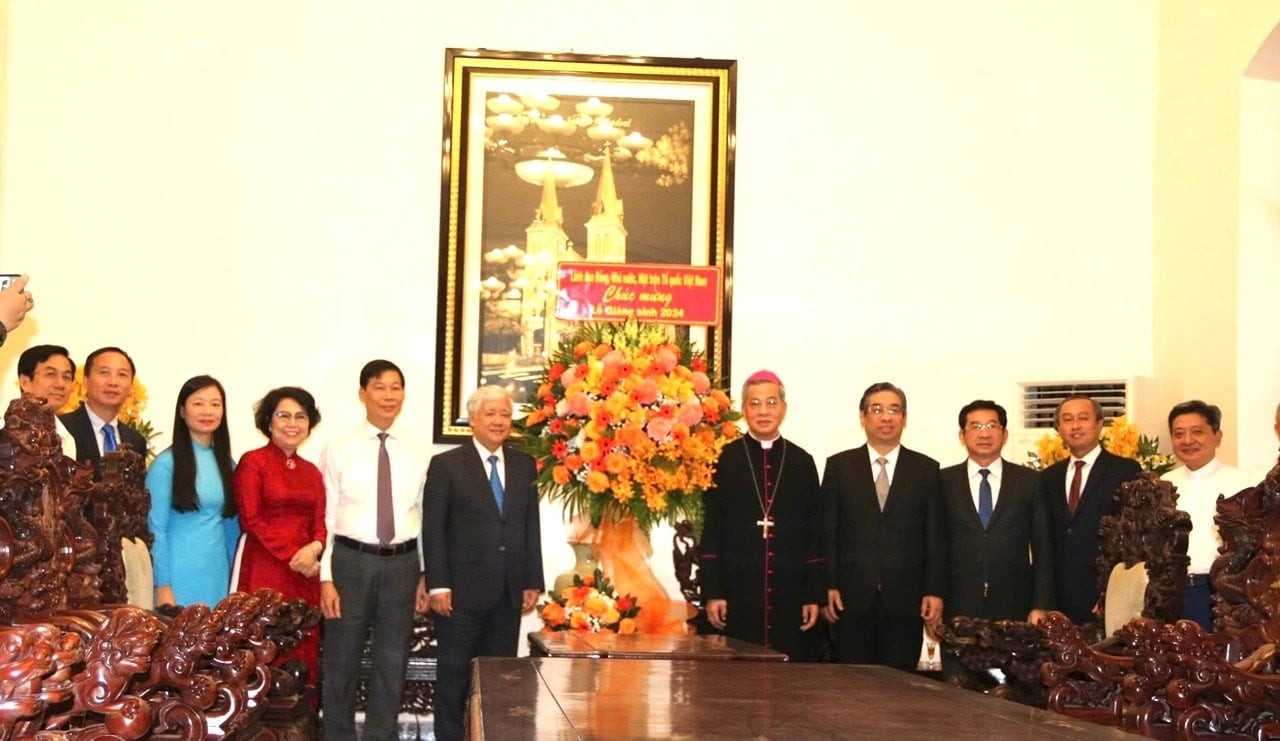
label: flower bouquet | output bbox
[538,568,641,634]
[517,320,740,533]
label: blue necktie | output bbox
[102,424,118,453]
[978,468,993,529]
[488,454,504,514]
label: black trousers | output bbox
[432,597,522,741]
[321,542,420,741]
[831,591,923,672]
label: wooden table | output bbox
[527,631,787,661]
[469,657,1130,740]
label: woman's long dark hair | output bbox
[169,375,237,516]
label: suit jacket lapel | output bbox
[882,452,908,517]
[469,449,502,517]
[946,466,984,529]
[987,459,1015,528]
[852,446,880,513]
[1078,451,1111,512]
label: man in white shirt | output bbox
[319,359,430,741]
[1160,400,1255,631]
[15,344,75,457]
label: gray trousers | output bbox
[322,542,419,741]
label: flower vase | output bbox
[553,541,598,596]
[594,515,688,634]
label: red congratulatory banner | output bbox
[555,262,723,327]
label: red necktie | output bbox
[1067,460,1085,516]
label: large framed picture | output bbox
[434,48,737,443]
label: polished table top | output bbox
[469,657,1131,740]
[527,630,788,660]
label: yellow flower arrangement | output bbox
[538,568,641,634]
[1026,414,1175,474]
[57,369,159,459]
[517,320,741,533]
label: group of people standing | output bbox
[13,343,542,741]
[698,371,1260,674]
[10,325,1266,736]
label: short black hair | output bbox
[254,386,322,436]
[360,359,404,388]
[18,344,75,379]
[958,399,1008,429]
[84,346,136,377]
[858,382,906,413]
[1168,399,1222,433]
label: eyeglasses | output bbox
[273,411,310,423]
[867,404,904,417]
[746,397,783,408]
[965,422,1003,432]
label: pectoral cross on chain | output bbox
[757,516,775,539]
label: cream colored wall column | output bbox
[1152,2,1280,465]
[0,0,9,252]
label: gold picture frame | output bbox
[434,48,736,443]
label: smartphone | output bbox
[0,275,19,292]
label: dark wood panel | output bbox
[471,658,1131,740]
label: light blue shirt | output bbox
[146,442,240,606]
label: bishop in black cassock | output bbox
[697,370,826,661]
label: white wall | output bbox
[1238,75,1280,478]
[0,1,1160,611]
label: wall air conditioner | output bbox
[1008,377,1159,464]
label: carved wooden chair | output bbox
[1039,472,1192,724]
[0,396,320,738]
[673,519,712,633]
[935,615,1054,705]
[939,472,1190,711]
[1120,463,1280,739]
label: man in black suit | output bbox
[822,381,945,671]
[1042,394,1141,625]
[424,385,544,741]
[940,400,1054,628]
[59,346,148,479]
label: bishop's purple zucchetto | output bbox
[745,369,783,386]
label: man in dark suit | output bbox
[1041,394,1141,625]
[424,385,544,741]
[59,346,148,480]
[940,400,1054,629]
[822,381,945,671]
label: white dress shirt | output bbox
[54,417,73,459]
[319,419,430,581]
[86,406,124,456]
[867,444,902,484]
[967,457,1004,512]
[475,438,504,489]
[1162,458,1255,574]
